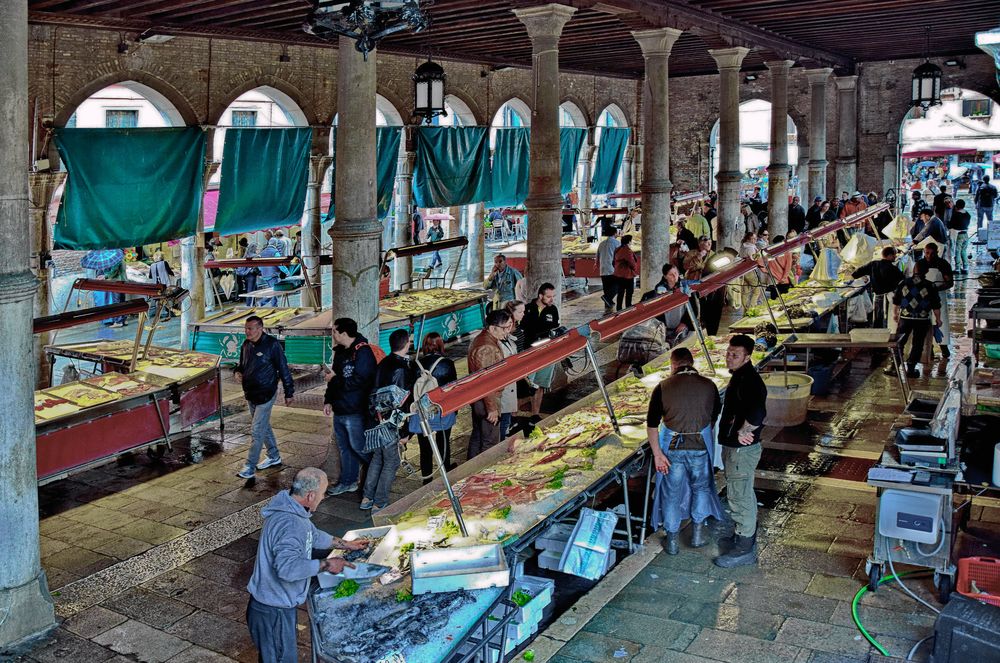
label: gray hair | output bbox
[291,467,327,496]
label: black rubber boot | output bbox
[663,531,679,555]
[690,522,707,548]
[713,534,758,568]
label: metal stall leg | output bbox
[617,468,636,553]
[584,339,620,434]
[639,458,653,546]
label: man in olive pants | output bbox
[715,334,768,568]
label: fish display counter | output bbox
[37,342,223,482]
[501,233,643,279]
[186,307,320,364]
[305,332,790,662]
[727,276,870,334]
[282,288,490,364]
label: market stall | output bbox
[37,289,223,483]
[500,232,643,279]
[283,287,490,364]
[204,255,319,309]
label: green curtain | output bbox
[591,127,630,195]
[376,127,401,219]
[560,128,587,196]
[213,127,312,235]
[413,126,492,208]
[325,126,401,221]
[54,127,206,249]
[488,128,530,208]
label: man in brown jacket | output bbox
[466,309,512,459]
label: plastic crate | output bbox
[957,556,1000,607]
[986,344,1000,360]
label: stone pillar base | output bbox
[0,571,55,649]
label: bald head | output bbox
[292,467,327,496]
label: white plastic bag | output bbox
[559,508,618,580]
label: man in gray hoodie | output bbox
[247,467,369,663]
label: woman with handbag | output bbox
[408,333,458,484]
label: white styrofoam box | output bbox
[510,575,555,625]
[534,522,575,552]
[538,549,563,571]
[411,543,510,595]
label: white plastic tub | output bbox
[762,372,814,427]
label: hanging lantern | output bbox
[911,26,942,111]
[413,59,447,124]
[911,61,943,111]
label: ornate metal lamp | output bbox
[303,1,430,58]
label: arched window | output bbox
[708,99,799,199]
[64,81,183,129]
[594,104,630,195]
[899,87,999,197]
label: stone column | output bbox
[393,151,415,290]
[330,35,381,341]
[633,28,683,291]
[765,60,795,236]
[632,144,644,191]
[0,0,57,647]
[29,172,65,389]
[447,206,461,238]
[708,47,750,250]
[835,75,859,197]
[806,67,833,202]
[621,144,635,193]
[797,145,810,201]
[514,3,576,302]
[577,139,595,238]
[467,202,484,283]
[303,155,332,306]
[180,159,218,350]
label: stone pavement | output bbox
[7,254,1000,663]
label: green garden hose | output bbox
[852,570,933,657]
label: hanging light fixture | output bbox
[413,57,446,124]
[911,26,942,111]
[303,1,431,59]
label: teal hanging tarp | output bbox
[213,127,311,235]
[591,127,630,195]
[325,126,401,221]
[54,127,207,250]
[413,126,492,208]
[488,128,530,208]
[376,127,402,219]
[560,128,587,196]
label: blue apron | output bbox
[651,422,727,531]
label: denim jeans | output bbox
[246,597,298,663]
[722,443,762,537]
[333,413,369,487]
[259,276,280,306]
[498,413,513,441]
[363,443,400,507]
[660,449,715,533]
[246,393,279,469]
[952,230,969,271]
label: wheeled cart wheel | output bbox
[867,561,882,591]
[934,571,953,604]
[148,443,168,460]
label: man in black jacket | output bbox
[714,334,767,569]
[950,199,972,273]
[788,196,806,235]
[805,196,824,230]
[235,316,295,480]
[852,247,903,327]
[323,318,378,497]
[361,329,414,510]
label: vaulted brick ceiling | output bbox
[27,0,998,78]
